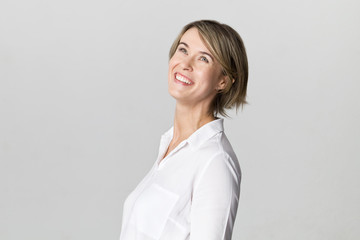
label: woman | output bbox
[119,20,248,240]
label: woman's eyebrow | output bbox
[179,42,189,47]
[178,41,214,61]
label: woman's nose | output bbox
[180,56,194,71]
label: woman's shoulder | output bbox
[192,131,242,190]
[195,130,236,155]
[190,131,239,171]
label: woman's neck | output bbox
[172,102,216,143]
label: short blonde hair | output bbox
[169,20,248,117]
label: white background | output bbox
[1,0,359,239]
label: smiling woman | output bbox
[119,20,248,240]
[169,20,248,117]
[168,28,227,113]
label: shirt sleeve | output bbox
[189,153,241,240]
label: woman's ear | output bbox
[216,75,231,91]
[216,75,226,90]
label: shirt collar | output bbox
[161,118,224,150]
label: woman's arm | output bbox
[190,153,241,240]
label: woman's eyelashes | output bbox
[178,47,188,54]
[200,56,209,63]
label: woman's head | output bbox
[168,20,248,117]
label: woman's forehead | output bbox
[179,28,210,52]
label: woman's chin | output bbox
[168,92,194,105]
[168,88,188,100]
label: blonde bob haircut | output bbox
[169,20,248,117]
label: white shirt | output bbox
[119,118,241,240]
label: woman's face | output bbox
[168,28,226,108]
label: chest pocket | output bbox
[129,183,179,239]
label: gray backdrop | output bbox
[1,0,359,239]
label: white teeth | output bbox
[176,74,191,84]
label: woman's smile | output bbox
[174,72,194,85]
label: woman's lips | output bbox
[174,72,194,85]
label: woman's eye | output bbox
[178,47,187,54]
[200,56,209,63]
